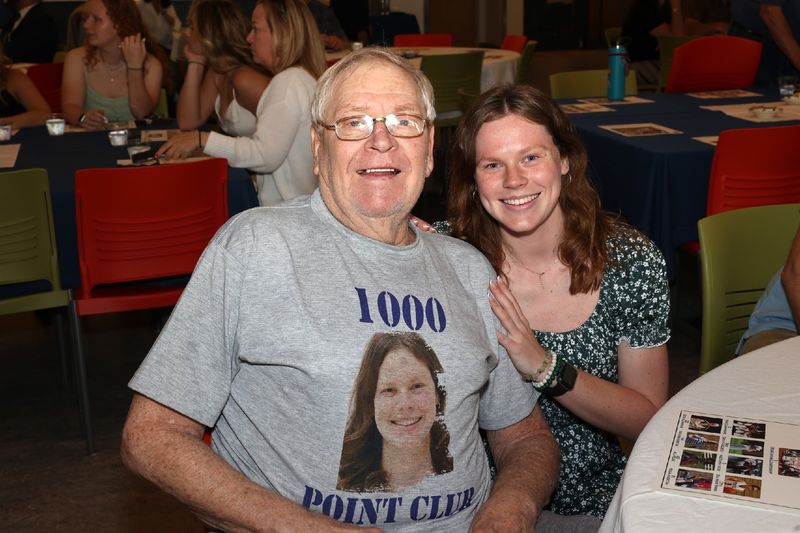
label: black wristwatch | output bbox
[546,361,578,397]
[79,113,86,125]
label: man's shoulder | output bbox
[214,196,315,246]
[421,232,496,276]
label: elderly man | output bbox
[121,48,560,532]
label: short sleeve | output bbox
[128,232,246,427]
[614,234,671,348]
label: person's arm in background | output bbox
[469,407,560,532]
[121,394,379,532]
[121,33,162,119]
[0,68,51,129]
[782,225,800,331]
[61,47,103,128]
[175,31,218,130]
[760,3,800,72]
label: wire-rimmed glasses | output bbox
[318,113,428,141]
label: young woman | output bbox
[447,84,670,519]
[0,45,51,129]
[61,0,164,128]
[337,332,453,492]
[157,0,326,206]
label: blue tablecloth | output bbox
[6,125,259,289]
[565,89,797,279]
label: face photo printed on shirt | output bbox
[336,332,454,492]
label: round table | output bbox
[599,336,800,532]
[325,46,520,92]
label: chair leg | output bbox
[55,308,72,391]
[67,292,95,455]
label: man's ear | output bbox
[424,126,435,178]
[311,126,321,176]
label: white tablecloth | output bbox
[599,336,800,532]
[325,47,520,93]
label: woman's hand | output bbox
[409,216,436,233]
[121,33,148,70]
[489,276,548,379]
[183,28,207,64]
[155,130,204,159]
[81,108,108,130]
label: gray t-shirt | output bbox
[130,190,537,532]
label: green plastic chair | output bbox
[515,40,538,85]
[155,88,169,118]
[420,51,484,128]
[657,34,697,91]
[549,68,638,99]
[698,204,800,374]
[0,168,71,385]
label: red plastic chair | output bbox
[68,158,230,453]
[501,34,528,53]
[394,33,453,47]
[681,125,800,254]
[665,36,762,93]
[27,62,64,114]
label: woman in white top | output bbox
[62,0,164,129]
[157,0,326,206]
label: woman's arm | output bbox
[1,69,51,129]
[122,34,162,119]
[489,277,668,442]
[230,66,270,117]
[61,47,93,126]
[175,36,218,129]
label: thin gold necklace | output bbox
[101,59,125,83]
[505,249,556,290]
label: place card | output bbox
[577,96,654,105]
[141,129,182,143]
[693,136,719,146]
[561,103,614,114]
[599,122,683,137]
[0,143,20,168]
[659,410,800,511]
[686,89,762,99]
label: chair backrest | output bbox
[74,158,229,292]
[698,203,800,373]
[707,125,800,215]
[394,33,453,47]
[420,51,484,122]
[26,63,64,114]
[604,26,622,47]
[0,168,68,314]
[549,68,638,99]
[501,34,528,53]
[515,40,538,85]
[665,35,762,93]
[657,34,697,90]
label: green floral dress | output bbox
[536,228,670,518]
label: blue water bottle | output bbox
[608,43,627,101]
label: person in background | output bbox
[158,0,324,207]
[135,0,180,55]
[446,84,670,522]
[738,224,800,354]
[121,48,560,532]
[621,0,729,86]
[330,0,369,44]
[730,0,800,84]
[156,0,270,165]
[0,43,50,129]
[305,0,349,50]
[61,0,165,128]
[0,0,57,64]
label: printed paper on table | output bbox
[660,410,800,511]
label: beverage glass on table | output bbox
[0,124,10,141]
[46,114,66,136]
[778,75,799,97]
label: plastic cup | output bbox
[351,41,364,51]
[778,75,799,97]
[46,114,66,136]
[0,125,10,141]
[108,129,129,146]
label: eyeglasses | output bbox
[319,113,428,141]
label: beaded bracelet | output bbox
[532,350,563,392]
[522,350,552,383]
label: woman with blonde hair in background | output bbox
[158,0,326,206]
[0,43,51,130]
[61,0,165,129]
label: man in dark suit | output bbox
[2,0,58,63]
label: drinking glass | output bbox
[46,114,65,136]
